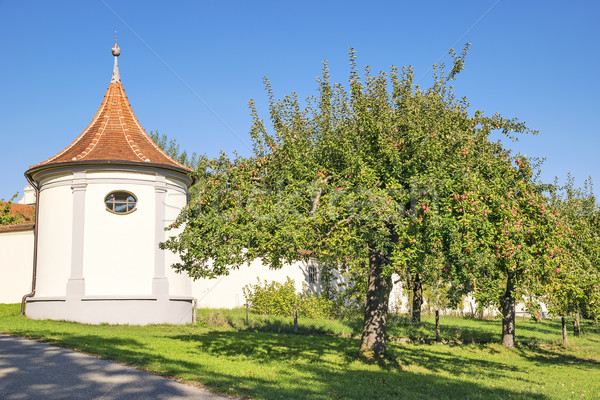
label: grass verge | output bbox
[1,304,599,399]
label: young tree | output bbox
[162,47,540,354]
[0,193,22,226]
[423,278,450,342]
[150,130,199,169]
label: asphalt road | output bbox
[0,334,230,400]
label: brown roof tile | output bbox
[0,223,35,233]
[0,202,35,232]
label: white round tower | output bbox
[24,40,194,324]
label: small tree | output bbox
[0,193,22,226]
[150,130,199,169]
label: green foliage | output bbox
[161,45,562,349]
[297,291,336,319]
[162,47,502,277]
[545,174,600,320]
[243,278,339,319]
[243,278,297,317]
[422,280,450,315]
[444,155,565,306]
[149,130,199,169]
[0,193,22,226]
[319,263,367,317]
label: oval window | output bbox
[105,191,137,214]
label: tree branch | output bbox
[325,217,351,237]
[308,176,332,217]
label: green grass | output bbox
[1,304,599,399]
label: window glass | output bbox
[105,191,137,214]
[308,265,318,284]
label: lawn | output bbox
[1,304,599,399]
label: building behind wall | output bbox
[0,202,35,304]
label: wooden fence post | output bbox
[293,304,298,333]
[192,298,197,324]
[435,309,441,343]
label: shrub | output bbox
[244,278,341,319]
[298,292,334,319]
[243,278,297,317]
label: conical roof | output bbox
[29,41,191,174]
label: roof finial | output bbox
[111,32,121,83]
[112,31,120,57]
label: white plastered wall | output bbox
[25,166,195,325]
[0,229,34,303]
[35,183,73,297]
[83,180,155,295]
[163,185,192,297]
[31,167,193,300]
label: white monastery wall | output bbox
[191,259,311,309]
[0,229,33,303]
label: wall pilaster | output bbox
[153,174,169,299]
[66,170,86,299]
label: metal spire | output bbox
[111,32,121,83]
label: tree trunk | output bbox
[359,252,393,356]
[411,274,422,324]
[562,316,568,344]
[573,309,580,336]
[501,273,516,349]
[435,309,441,343]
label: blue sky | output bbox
[1,1,598,201]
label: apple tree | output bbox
[162,47,542,354]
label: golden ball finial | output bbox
[112,31,120,56]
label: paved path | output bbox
[0,334,230,400]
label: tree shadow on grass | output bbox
[171,331,550,399]
[511,321,563,338]
[384,316,592,346]
[515,344,600,368]
[384,316,500,344]
[4,329,555,400]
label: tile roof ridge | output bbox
[72,84,115,161]
[118,84,151,162]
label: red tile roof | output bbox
[29,47,192,174]
[0,202,35,233]
[0,223,35,233]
